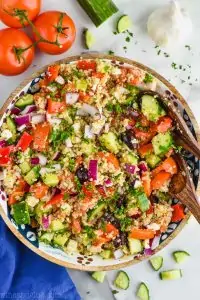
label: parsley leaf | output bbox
[143,73,153,84]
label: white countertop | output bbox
[1,0,200,299]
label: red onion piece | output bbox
[31,114,46,124]
[31,157,40,165]
[125,164,137,174]
[138,162,148,172]
[0,140,7,147]
[150,235,160,250]
[77,104,98,116]
[130,110,139,118]
[52,151,61,161]
[65,92,79,105]
[144,248,153,256]
[11,107,21,115]
[104,179,113,187]
[42,216,50,229]
[38,154,47,166]
[21,105,37,115]
[88,160,98,180]
[15,114,30,126]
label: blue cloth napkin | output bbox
[0,216,80,300]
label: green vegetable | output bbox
[6,116,17,142]
[99,132,121,154]
[114,271,130,290]
[20,161,31,174]
[24,166,40,185]
[160,269,182,280]
[53,232,70,247]
[92,271,106,283]
[128,238,143,254]
[15,94,34,108]
[50,126,74,148]
[143,73,153,84]
[141,94,166,122]
[137,282,150,300]
[100,249,112,259]
[50,220,66,232]
[137,191,150,212]
[13,201,30,225]
[146,154,161,168]
[84,29,96,49]
[66,239,78,253]
[120,217,132,232]
[88,201,107,222]
[42,173,59,187]
[117,15,132,33]
[76,79,88,91]
[39,232,54,244]
[173,251,190,263]
[149,256,163,271]
[120,152,138,165]
[152,132,173,156]
[77,0,119,27]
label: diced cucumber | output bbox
[66,239,78,253]
[53,232,70,247]
[42,173,59,187]
[24,166,40,185]
[114,271,130,290]
[146,154,161,169]
[173,251,190,263]
[35,202,52,218]
[149,256,163,271]
[152,132,173,156]
[15,94,34,108]
[128,238,143,254]
[84,29,95,49]
[80,141,95,156]
[39,232,54,244]
[99,132,121,154]
[137,282,150,300]
[160,269,182,280]
[76,79,88,91]
[12,201,30,225]
[141,94,166,122]
[137,192,150,212]
[77,0,119,27]
[92,271,106,283]
[20,161,31,174]
[6,116,17,142]
[121,151,138,165]
[117,15,132,33]
[50,220,66,232]
[88,201,106,222]
[100,249,112,259]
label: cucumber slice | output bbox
[42,173,59,187]
[50,220,66,232]
[84,29,95,49]
[173,251,190,263]
[99,132,121,154]
[6,116,17,142]
[114,271,130,290]
[149,256,163,271]
[15,94,34,108]
[146,154,161,169]
[141,94,165,122]
[128,238,143,255]
[88,201,106,222]
[24,166,40,185]
[53,232,70,247]
[12,201,30,225]
[20,161,31,174]
[100,249,112,259]
[77,0,119,27]
[117,15,132,33]
[160,269,182,280]
[152,132,173,156]
[92,271,106,283]
[39,232,54,244]
[137,282,150,300]
[66,239,78,253]
[137,192,150,212]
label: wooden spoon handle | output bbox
[176,188,200,223]
[174,132,200,160]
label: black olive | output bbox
[75,164,89,184]
[116,196,126,208]
[103,212,120,229]
[120,130,138,150]
[113,232,128,248]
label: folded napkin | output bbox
[0,217,80,300]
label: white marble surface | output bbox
[1,0,200,299]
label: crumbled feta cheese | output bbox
[134,179,142,188]
[91,118,105,135]
[1,129,12,140]
[46,85,57,93]
[61,203,72,215]
[84,125,94,139]
[26,196,39,208]
[147,223,161,231]
[55,75,65,85]
[65,138,73,148]
[143,239,150,249]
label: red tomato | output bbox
[47,99,66,114]
[0,146,14,166]
[0,0,41,28]
[30,182,48,199]
[77,60,96,70]
[17,132,33,151]
[46,65,60,82]
[0,28,35,76]
[44,194,63,207]
[32,122,51,151]
[33,11,76,55]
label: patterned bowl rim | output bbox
[0,53,199,271]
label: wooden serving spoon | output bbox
[169,154,200,223]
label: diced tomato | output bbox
[8,191,24,206]
[134,128,155,144]
[151,171,172,190]
[16,132,33,151]
[138,143,153,158]
[146,205,154,214]
[129,76,140,85]
[15,178,29,193]
[93,223,119,246]
[33,122,51,152]
[30,182,48,199]
[92,72,104,79]
[151,157,178,178]
[165,148,174,158]
[96,185,106,197]
[82,182,95,198]
[140,114,150,127]
[72,217,82,234]
[105,223,119,237]
[141,172,151,197]
[156,116,173,133]
[44,193,64,207]
[77,60,96,71]
[93,236,109,247]
[97,152,120,169]
[130,228,155,239]
[0,146,14,166]
[79,92,91,103]
[171,204,185,222]
[47,98,66,114]
[46,65,60,82]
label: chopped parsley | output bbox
[143,73,153,84]
[50,125,74,148]
[112,290,119,295]
[157,49,161,55]
[84,226,96,239]
[185,45,191,50]
[74,176,82,192]
[106,103,123,114]
[171,62,178,69]
[108,50,115,55]
[120,217,132,231]
[125,36,130,42]
[127,30,133,37]
[68,158,75,172]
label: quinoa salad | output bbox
[0,59,184,259]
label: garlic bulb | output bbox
[147,1,192,48]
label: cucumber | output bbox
[137,282,150,300]
[12,201,30,225]
[24,166,40,185]
[141,94,166,122]
[6,116,17,142]
[173,251,190,263]
[84,29,95,49]
[128,238,143,254]
[152,132,173,156]
[77,0,119,27]
[149,256,163,271]
[160,269,182,280]
[39,232,54,244]
[92,271,106,283]
[35,202,52,218]
[42,173,59,187]
[137,192,150,212]
[53,232,70,247]
[75,79,88,92]
[66,239,78,253]
[50,220,66,232]
[88,201,106,222]
[146,154,161,169]
[121,151,138,165]
[117,15,132,33]
[20,161,31,174]
[80,141,95,156]
[99,132,121,154]
[114,271,130,290]
[15,94,34,108]
[100,249,112,259]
